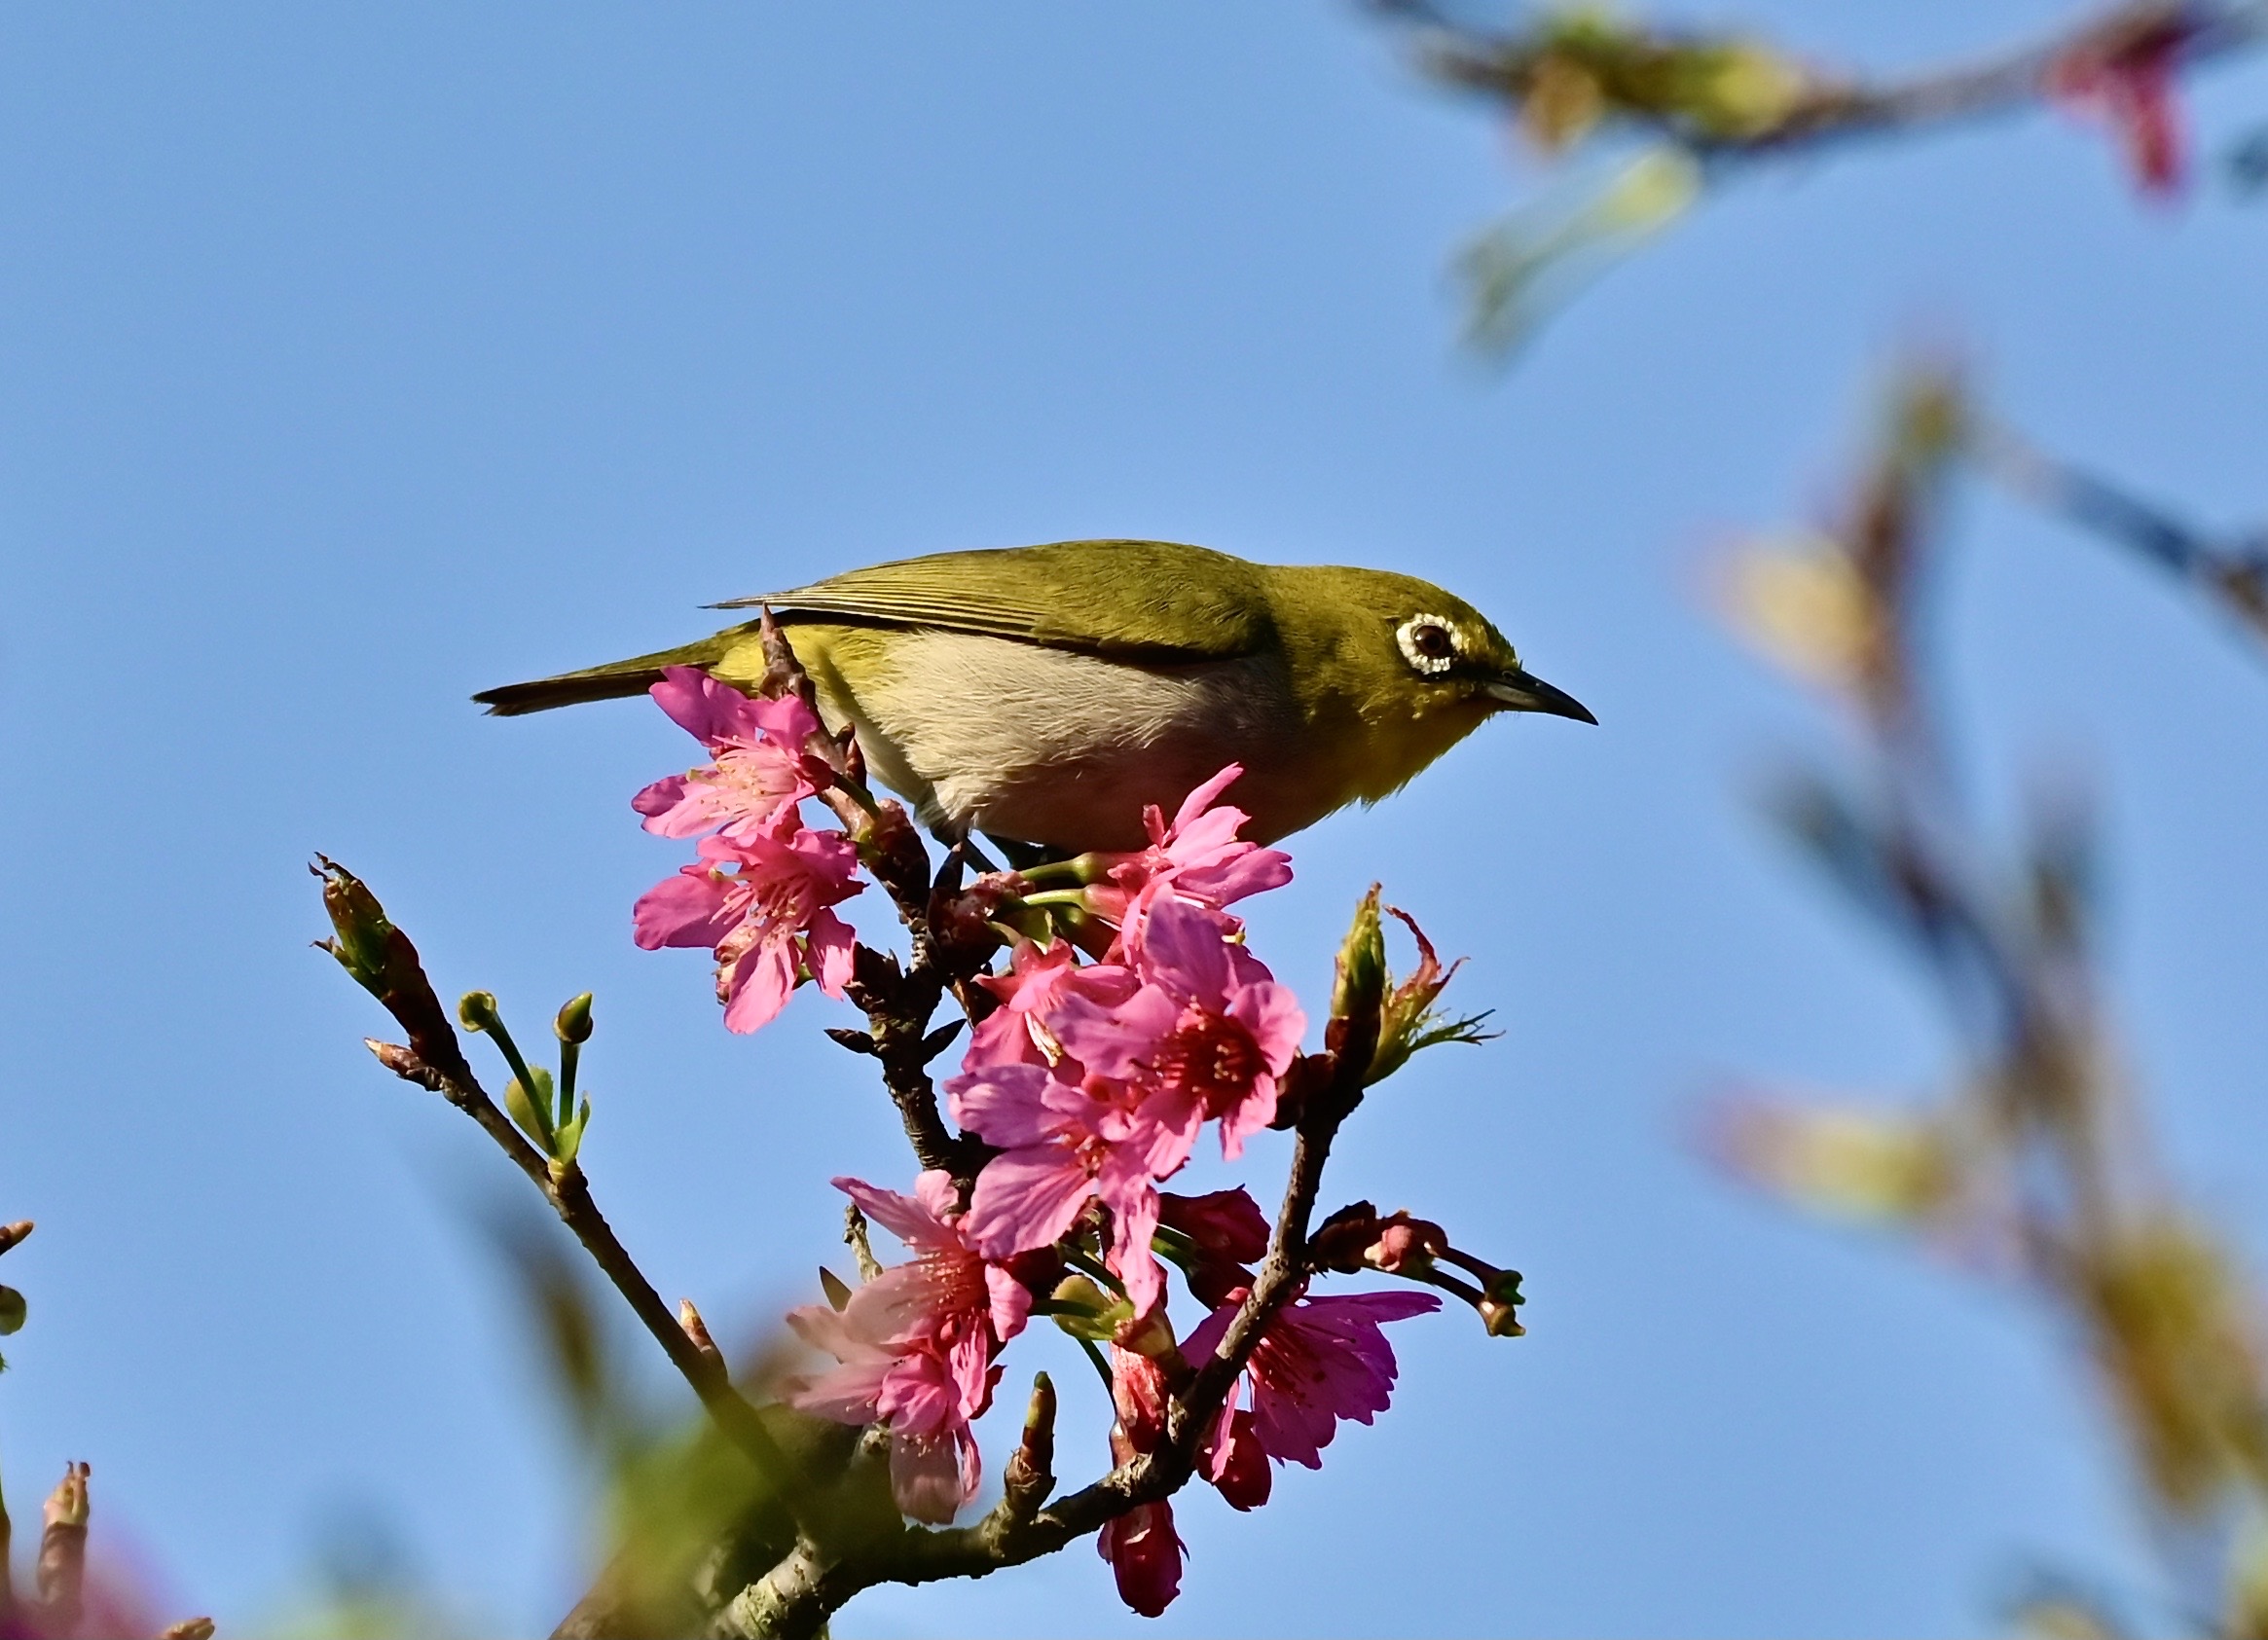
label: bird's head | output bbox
[1277,565,1593,723]
[1262,565,1593,809]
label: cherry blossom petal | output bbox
[805,907,858,999]
[1098,1500,1183,1617]
[1131,893,1235,1003]
[965,1145,1098,1258]
[833,1175,948,1250]
[632,866,740,951]
[946,1063,1066,1149]
[889,1428,969,1526]
[720,937,798,1034]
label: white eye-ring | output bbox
[1396,613,1462,675]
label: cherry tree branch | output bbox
[707,971,1385,1639]
[754,611,1000,1182]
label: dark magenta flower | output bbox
[1187,1288,1440,1473]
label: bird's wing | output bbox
[711,539,1274,663]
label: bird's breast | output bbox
[794,629,1330,851]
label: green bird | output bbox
[475,538,1592,854]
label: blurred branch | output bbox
[1382,0,2264,162]
[1378,1,2267,349]
[1974,420,2268,649]
[1713,356,2268,1627]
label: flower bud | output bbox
[457,990,502,1034]
[314,858,399,996]
[678,1298,722,1364]
[554,992,595,1043]
[43,1461,90,1529]
[1480,1270,1527,1337]
[1205,1407,1272,1512]
[0,1284,25,1336]
[38,1460,91,1630]
[1331,886,1388,1030]
[1158,1188,1269,1265]
[1047,1274,1130,1341]
[1002,1372,1058,1518]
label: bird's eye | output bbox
[1396,614,1461,675]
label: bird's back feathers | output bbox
[713,539,1274,663]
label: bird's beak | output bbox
[1483,666,1597,725]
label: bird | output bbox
[475,538,1593,854]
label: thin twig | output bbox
[366,1039,821,1535]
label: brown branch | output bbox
[317,855,823,1539]
[753,609,999,1182]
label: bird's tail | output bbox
[472,631,748,716]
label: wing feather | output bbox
[711,539,1273,663]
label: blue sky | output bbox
[2,4,2265,1634]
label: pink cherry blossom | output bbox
[1161,1186,1272,1305]
[1187,1287,1440,1475]
[1051,895,1305,1161]
[632,667,832,844]
[963,938,1138,1071]
[1082,764,1293,935]
[633,820,861,1034]
[785,1173,1031,1524]
[946,1062,1196,1317]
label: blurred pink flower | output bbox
[634,821,861,1034]
[1188,1287,1440,1475]
[1053,895,1305,1161]
[632,667,829,843]
[2051,24,2189,198]
[785,1173,1031,1523]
